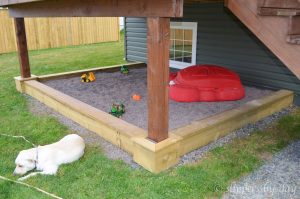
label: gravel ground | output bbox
[178,105,296,166]
[27,96,296,169]
[223,140,300,199]
[43,67,273,130]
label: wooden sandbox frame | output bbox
[15,63,294,173]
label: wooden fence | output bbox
[0,9,120,54]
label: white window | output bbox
[169,22,198,69]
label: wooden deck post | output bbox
[14,18,31,78]
[147,17,170,142]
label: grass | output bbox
[0,36,300,199]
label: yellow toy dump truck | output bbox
[81,72,96,83]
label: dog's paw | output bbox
[17,175,31,181]
[17,176,26,181]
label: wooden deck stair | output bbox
[258,0,300,44]
[226,0,300,79]
[258,0,300,16]
[287,15,300,44]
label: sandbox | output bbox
[43,66,273,130]
[15,63,294,173]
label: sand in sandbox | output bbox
[43,67,274,130]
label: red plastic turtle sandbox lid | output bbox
[169,65,245,102]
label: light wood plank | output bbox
[171,90,294,156]
[0,9,119,54]
[37,63,145,81]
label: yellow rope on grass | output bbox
[0,133,36,147]
[0,175,63,199]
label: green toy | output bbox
[109,103,125,118]
[120,65,129,75]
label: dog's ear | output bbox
[27,159,36,164]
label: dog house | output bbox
[1,0,299,173]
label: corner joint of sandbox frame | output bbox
[132,134,182,173]
[14,75,38,93]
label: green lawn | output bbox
[0,37,299,199]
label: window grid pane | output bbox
[170,27,193,64]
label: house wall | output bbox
[124,2,300,104]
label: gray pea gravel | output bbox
[223,140,300,199]
[43,67,273,130]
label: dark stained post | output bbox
[14,18,31,78]
[147,17,170,142]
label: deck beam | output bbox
[6,0,183,18]
[147,17,170,142]
[14,18,31,78]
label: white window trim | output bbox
[169,22,198,69]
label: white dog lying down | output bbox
[14,134,85,181]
